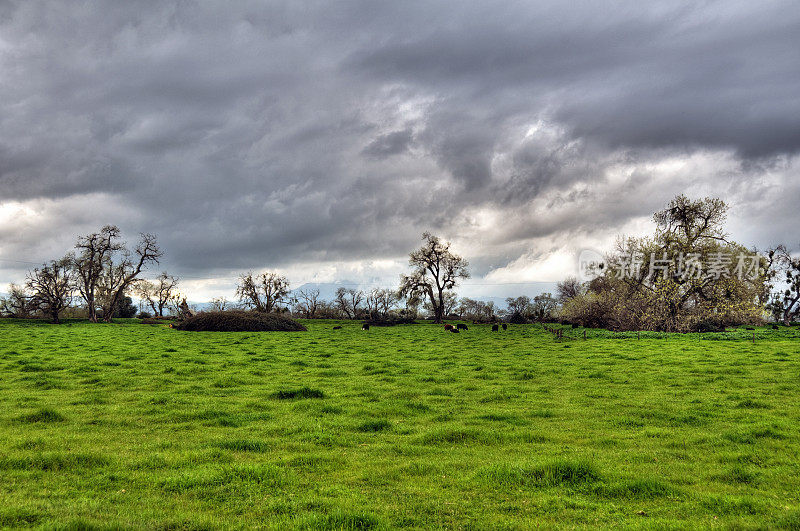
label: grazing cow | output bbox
[362,324,370,330]
[456,323,468,330]
[444,324,454,331]
[333,326,342,330]
[451,328,460,333]
[492,324,499,331]
[502,323,508,330]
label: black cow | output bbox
[451,328,460,333]
[333,326,342,330]
[456,323,468,330]
[502,323,508,330]
[362,324,370,330]
[492,324,499,331]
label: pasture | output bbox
[0,319,799,529]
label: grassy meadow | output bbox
[0,318,799,529]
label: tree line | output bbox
[1,226,169,323]
[2,197,799,329]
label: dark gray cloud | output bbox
[1,0,799,296]
[362,129,414,159]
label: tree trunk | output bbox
[87,294,98,323]
[431,286,443,324]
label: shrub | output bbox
[174,311,307,332]
[507,312,530,324]
[693,319,727,333]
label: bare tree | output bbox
[530,293,558,321]
[135,272,180,317]
[505,296,532,318]
[98,233,163,322]
[399,232,469,323]
[360,288,399,319]
[1,284,33,318]
[73,225,123,322]
[653,194,729,247]
[26,257,74,323]
[293,288,321,318]
[364,288,379,318]
[334,287,350,318]
[335,287,363,319]
[376,288,399,317]
[236,271,290,313]
[556,277,583,303]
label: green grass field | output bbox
[1,319,799,529]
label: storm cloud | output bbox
[1,0,798,299]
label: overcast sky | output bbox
[1,0,798,301]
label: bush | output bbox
[174,311,307,332]
[138,311,152,319]
[693,319,727,333]
[507,312,529,324]
[113,296,138,318]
